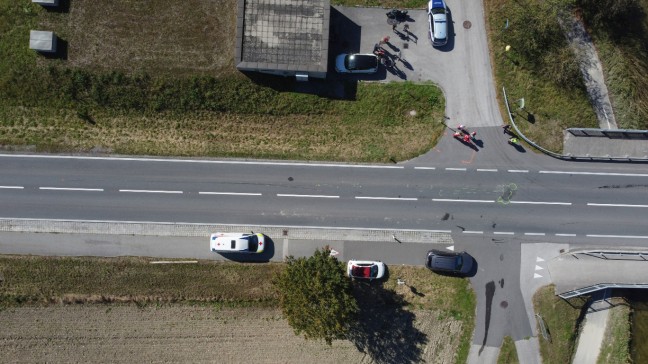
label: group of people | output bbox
[453,125,477,143]
[502,124,519,145]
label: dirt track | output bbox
[0,305,462,363]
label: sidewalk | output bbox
[572,291,613,364]
[563,132,648,160]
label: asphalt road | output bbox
[2,152,648,242]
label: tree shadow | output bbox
[347,284,426,364]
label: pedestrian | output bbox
[392,23,397,32]
[453,132,461,138]
[471,131,477,137]
[463,134,471,143]
[502,124,511,134]
[382,36,390,44]
[403,23,410,33]
[458,124,465,131]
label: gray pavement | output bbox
[333,1,503,127]
[563,131,648,160]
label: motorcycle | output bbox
[386,9,408,21]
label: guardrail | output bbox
[559,283,648,299]
[567,128,648,139]
[502,86,648,162]
[578,251,648,261]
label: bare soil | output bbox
[0,305,461,363]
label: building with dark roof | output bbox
[235,0,331,80]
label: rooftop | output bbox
[236,0,330,75]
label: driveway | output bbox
[331,1,504,127]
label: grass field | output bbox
[533,285,585,364]
[597,301,631,364]
[497,336,520,364]
[0,0,445,162]
[0,254,475,363]
[485,0,599,153]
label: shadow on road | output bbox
[347,283,427,364]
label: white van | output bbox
[210,232,265,253]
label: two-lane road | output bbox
[2,154,648,244]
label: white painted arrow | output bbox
[446,245,455,251]
[534,273,543,278]
[536,256,545,262]
[535,265,544,271]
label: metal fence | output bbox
[567,128,648,139]
[559,283,648,299]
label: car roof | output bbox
[210,233,260,251]
[348,54,378,69]
[431,0,445,9]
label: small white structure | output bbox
[32,0,59,6]
[29,30,57,53]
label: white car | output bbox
[210,232,265,253]
[347,260,386,280]
[428,0,448,47]
[335,53,379,74]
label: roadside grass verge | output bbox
[485,0,598,153]
[382,266,476,364]
[597,301,631,364]
[533,285,585,364]
[575,0,648,130]
[498,336,520,364]
[0,0,445,162]
[332,0,428,8]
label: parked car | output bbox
[425,250,473,275]
[347,260,386,280]
[427,0,448,47]
[210,232,264,253]
[335,53,379,74]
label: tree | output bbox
[273,248,358,345]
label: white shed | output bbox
[29,30,57,53]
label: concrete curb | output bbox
[0,218,452,244]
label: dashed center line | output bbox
[445,168,467,171]
[414,167,436,170]
[509,201,572,206]
[540,170,648,177]
[277,194,339,199]
[555,233,577,237]
[119,189,183,194]
[432,198,493,203]
[508,169,529,173]
[463,231,483,234]
[524,232,546,236]
[587,234,648,239]
[477,169,498,172]
[40,187,104,192]
[587,203,648,208]
[355,196,418,201]
[0,186,24,189]
[200,192,262,196]
[493,231,515,235]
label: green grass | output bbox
[498,336,520,364]
[533,285,585,364]
[0,0,445,162]
[597,302,632,364]
[485,0,599,153]
[382,266,476,364]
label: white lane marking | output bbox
[555,233,577,237]
[494,231,515,235]
[525,232,546,236]
[199,192,262,196]
[40,187,104,192]
[0,153,403,169]
[0,186,24,189]
[534,273,543,279]
[445,168,467,171]
[463,231,483,234]
[277,194,339,199]
[540,170,648,177]
[355,196,418,201]
[509,201,572,206]
[535,265,544,271]
[477,169,498,172]
[119,189,182,194]
[536,257,545,262]
[508,169,529,173]
[446,245,455,251]
[586,234,648,239]
[432,198,493,203]
[414,167,436,170]
[587,203,648,208]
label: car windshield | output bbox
[345,55,376,70]
[243,235,258,252]
[455,256,463,269]
[370,265,378,277]
[432,8,445,14]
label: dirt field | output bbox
[0,305,462,363]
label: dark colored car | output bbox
[335,53,379,74]
[426,250,473,275]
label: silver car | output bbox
[428,0,448,47]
